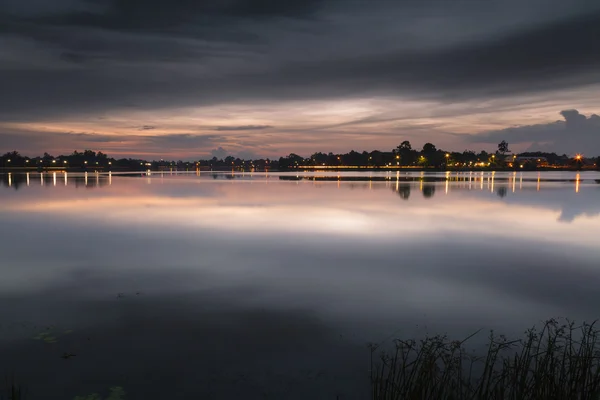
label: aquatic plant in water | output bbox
[371,319,600,400]
[73,387,125,400]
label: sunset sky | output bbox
[1,0,600,159]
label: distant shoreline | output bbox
[0,166,597,173]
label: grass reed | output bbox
[2,375,24,400]
[371,319,600,400]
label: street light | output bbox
[52,160,56,163]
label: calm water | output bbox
[1,170,599,399]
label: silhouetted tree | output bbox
[1,151,27,166]
[396,141,417,166]
[498,140,510,155]
[421,143,444,167]
[397,141,412,151]
[422,143,437,154]
[278,153,304,169]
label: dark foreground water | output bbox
[0,170,599,399]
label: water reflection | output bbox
[2,171,600,224]
[0,171,112,189]
[397,183,411,200]
[422,184,436,198]
[0,171,600,398]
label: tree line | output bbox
[277,140,595,169]
[1,141,597,171]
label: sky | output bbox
[1,0,600,160]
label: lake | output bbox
[0,170,599,399]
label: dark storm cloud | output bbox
[28,0,324,30]
[263,11,600,101]
[215,125,273,131]
[471,109,600,155]
[1,0,600,120]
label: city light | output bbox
[575,154,582,160]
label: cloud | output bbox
[471,109,600,155]
[0,128,225,158]
[1,0,600,156]
[1,0,600,123]
[139,125,156,130]
[144,133,222,149]
[215,125,273,131]
[210,146,228,159]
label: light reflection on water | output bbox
[0,171,599,399]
